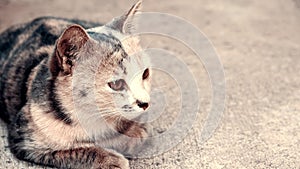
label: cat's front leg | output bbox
[114,120,152,155]
[12,147,129,169]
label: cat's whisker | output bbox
[86,110,121,118]
[85,106,135,121]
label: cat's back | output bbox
[0,17,100,122]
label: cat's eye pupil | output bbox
[142,68,149,80]
[108,79,125,91]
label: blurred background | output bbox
[0,0,300,168]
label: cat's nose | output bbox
[136,100,149,110]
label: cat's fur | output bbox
[0,1,151,168]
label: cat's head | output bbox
[50,1,151,120]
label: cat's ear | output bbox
[107,0,142,33]
[50,25,89,76]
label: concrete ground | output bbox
[0,0,300,168]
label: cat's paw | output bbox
[93,149,129,169]
[121,123,152,155]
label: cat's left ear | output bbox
[50,25,89,76]
[107,0,142,33]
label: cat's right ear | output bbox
[50,25,89,76]
[106,0,142,33]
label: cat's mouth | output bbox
[120,102,149,119]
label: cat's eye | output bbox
[142,68,150,80]
[108,79,126,91]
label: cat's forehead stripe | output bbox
[88,32,123,51]
[88,32,128,57]
[87,31,129,74]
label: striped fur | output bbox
[0,1,151,168]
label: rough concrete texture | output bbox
[0,0,300,168]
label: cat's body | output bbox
[0,2,151,168]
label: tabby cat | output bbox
[0,1,151,168]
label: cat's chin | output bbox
[121,111,144,120]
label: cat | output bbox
[0,1,152,168]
